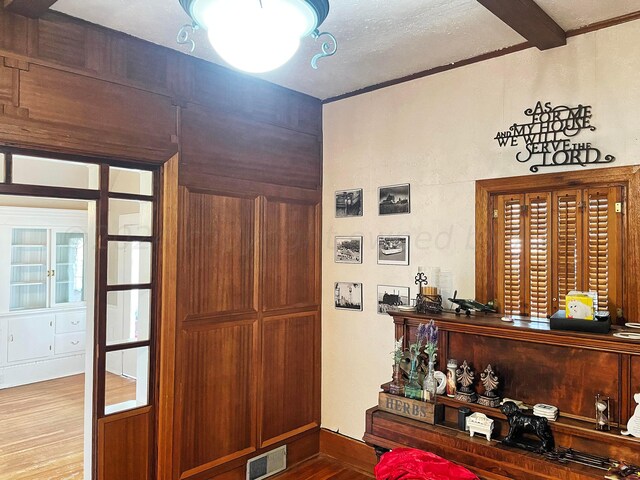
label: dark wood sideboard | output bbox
[364,311,640,480]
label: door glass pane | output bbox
[0,153,5,182]
[13,155,99,189]
[107,241,152,285]
[108,199,153,236]
[109,167,153,196]
[55,232,85,304]
[107,290,151,346]
[10,228,48,310]
[105,346,150,415]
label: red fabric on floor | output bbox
[374,448,479,480]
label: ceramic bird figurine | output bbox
[622,393,640,438]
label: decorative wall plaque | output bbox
[494,101,615,172]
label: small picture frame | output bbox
[334,282,363,311]
[335,188,363,218]
[379,183,410,215]
[377,285,410,315]
[377,235,409,265]
[335,236,363,264]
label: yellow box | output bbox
[565,293,594,320]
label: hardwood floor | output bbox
[0,373,135,480]
[273,455,374,480]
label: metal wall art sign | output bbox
[494,101,615,172]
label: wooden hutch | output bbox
[364,311,640,480]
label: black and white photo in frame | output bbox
[377,285,410,314]
[334,282,363,311]
[335,236,363,264]
[378,183,410,215]
[377,235,409,265]
[335,188,363,217]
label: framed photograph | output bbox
[377,235,409,265]
[334,282,363,311]
[377,285,410,315]
[379,183,410,215]
[335,188,363,218]
[335,236,363,264]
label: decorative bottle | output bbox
[423,359,437,402]
[389,363,405,396]
[404,359,422,400]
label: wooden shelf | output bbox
[390,310,640,354]
[365,407,607,480]
[434,395,640,449]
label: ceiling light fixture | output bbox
[178,0,337,73]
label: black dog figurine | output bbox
[500,401,555,453]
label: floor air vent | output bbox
[246,445,287,480]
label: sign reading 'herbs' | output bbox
[494,101,615,172]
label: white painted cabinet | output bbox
[0,207,89,389]
[7,315,54,363]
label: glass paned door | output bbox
[53,231,86,305]
[10,228,48,310]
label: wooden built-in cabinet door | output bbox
[261,313,319,446]
[179,189,257,316]
[175,187,260,480]
[260,198,320,446]
[262,199,319,311]
[178,321,258,477]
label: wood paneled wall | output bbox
[0,7,323,480]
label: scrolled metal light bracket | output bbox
[177,22,199,53]
[310,29,337,69]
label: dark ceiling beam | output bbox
[3,0,59,18]
[476,0,566,50]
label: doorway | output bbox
[0,151,159,480]
[0,195,96,480]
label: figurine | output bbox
[448,290,496,316]
[501,401,555,453]
[454,361,477,403]
[478,364,501,408]
[446,359,457,397]
[467,412,494,441]
[622,393,640,438]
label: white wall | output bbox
[321,21,640,440]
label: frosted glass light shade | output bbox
[193,0,319,73]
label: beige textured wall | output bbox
[321,21,640,440]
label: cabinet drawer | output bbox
[54,332,86,355]
[55,311,86,334]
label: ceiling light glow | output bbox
[178,0,337,73]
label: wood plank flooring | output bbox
[272,455,374,480]
[0,373,135,480]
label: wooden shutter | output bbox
[525,193,551,318]
[496,194,525,315]
[585,187,622,317]
[552,190,582,313]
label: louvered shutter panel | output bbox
[553,191,582,312]
[497,195,525,315]
[585,187,622,315]
[526,194,551,318]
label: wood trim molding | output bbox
[323,11,640,104]
[475,0,566,50]
[319,429,377,475]
[157,154,179,480]
[3,0,58,18]
[475,165,640,322]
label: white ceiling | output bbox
[52,0,640,100]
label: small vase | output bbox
[389,364,405,396]
[423,359,437,403]
[404,362,422,400]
